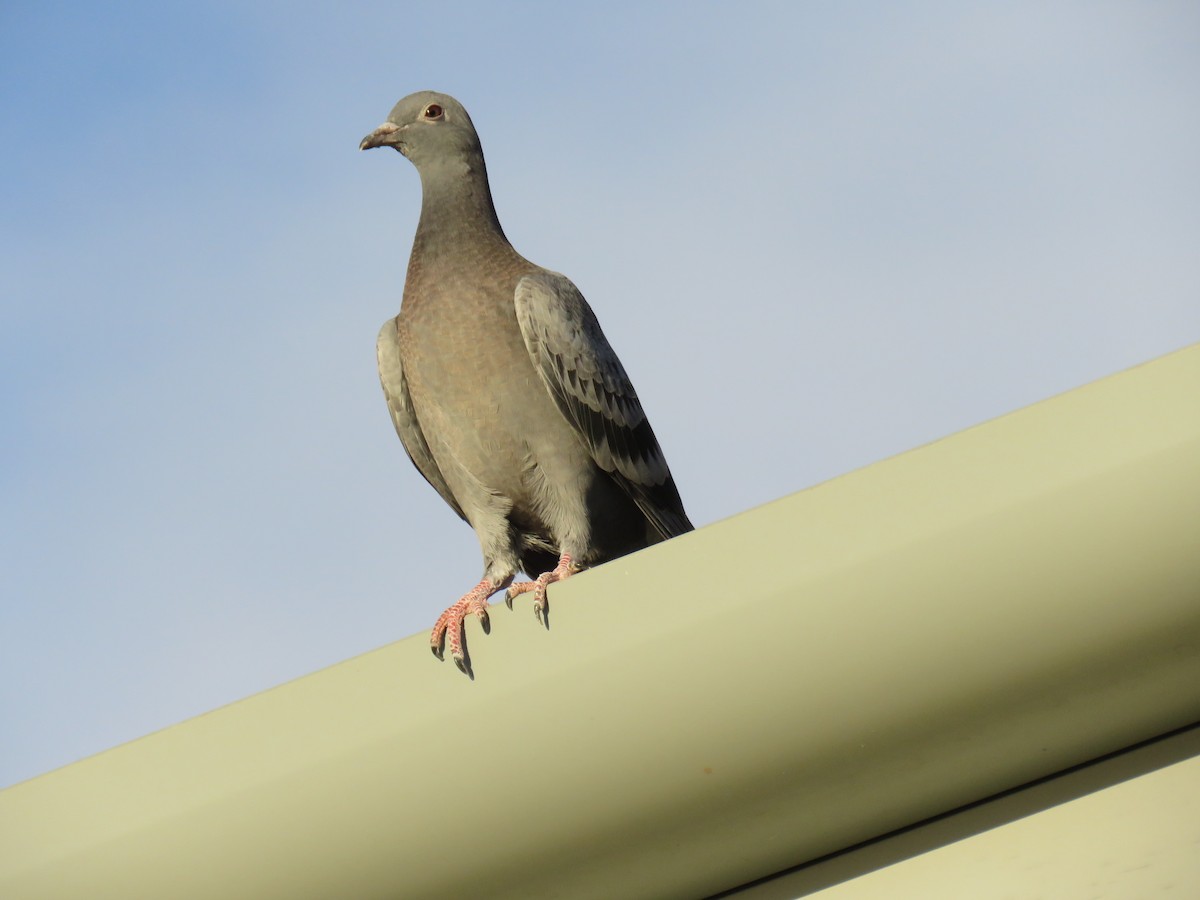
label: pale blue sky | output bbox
[2,2,1198,787]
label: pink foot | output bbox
[430,578,506,675]
[504,554,579,626]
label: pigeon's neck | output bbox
[415,157,510,253]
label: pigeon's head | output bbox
[359,91,483,169]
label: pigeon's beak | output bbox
[359,122,403,151]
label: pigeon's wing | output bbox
[514,271,692,538]
[376,317,467,522]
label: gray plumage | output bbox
[361,91,692,673]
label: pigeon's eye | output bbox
[423,104,444,120]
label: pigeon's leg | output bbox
[430,575,512,675]
[504,553,580,626]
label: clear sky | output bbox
[2,2,1198,787]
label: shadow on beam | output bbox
[719,722,1200,898]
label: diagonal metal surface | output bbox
[2,344,1198,899]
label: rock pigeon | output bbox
[360,91,693,675]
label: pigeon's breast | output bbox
[396,268,588,509]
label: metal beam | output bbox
[2,344,1199,899]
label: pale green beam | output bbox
[2,344,1198,900]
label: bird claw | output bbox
[428,579,497,676]
[453,654,473,679]
[505,555,577,628]
[504,578,546,620]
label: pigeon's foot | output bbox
[504,554,579,627]
[430,578,507,675]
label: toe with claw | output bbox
[430,578,505,675]
[505,553,579,627]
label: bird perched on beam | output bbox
[360,91,693,675]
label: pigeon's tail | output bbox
[626,477,694,543]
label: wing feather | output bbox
[376,317,466,522]
[514,272,692,538]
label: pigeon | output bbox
[360,91,693,675]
